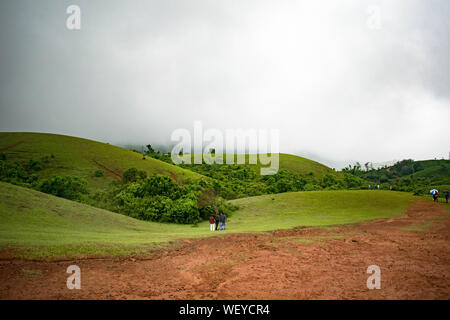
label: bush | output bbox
[122,167,147,184]
[26,159,42,171]
[165,198,200,224]
[304,183,320,191]
[38,175,88,200]
[140,175,180,198]
[94,170,104,177]
[0,153,6,160]
[0,161,36,186]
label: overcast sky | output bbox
[0,0,449,168]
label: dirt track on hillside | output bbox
[1,200,449,300]
[0,140,26,153]
[92,160,122,180]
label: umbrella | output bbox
[430,189,438,195]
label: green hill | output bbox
[271,153,335,177]
[229,189,415,230]
[346,158,450,193]
[405,159,449,182]
[0,132,204,192]
[166,152,335,177]
[151,152,362,199]
[0,181,414,259]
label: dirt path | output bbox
[1,200,449,300]
[92,160,121,180]
[0,140,26,153]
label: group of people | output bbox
[433,190,449,203]
[209,213,227,231]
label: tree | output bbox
[146,144,155,154]
[38,175,88,200]
[122,168,147,184]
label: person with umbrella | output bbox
[430,189,439,202]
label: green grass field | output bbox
[0,181,415,259]
[230,190,415,230]
[0,132,204,192]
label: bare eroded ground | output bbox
[1,200,449,299]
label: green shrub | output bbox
[165,198,200,224]
[122,167,147,184]
[26,159,42,171]
[38,175,88,200]
[0,161,36,186]
[140,174,180,198]
[94,170,104,177]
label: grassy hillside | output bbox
[405,160,449,182]
[146,152,364,199]
[230,190,415,230]
[273,153,335,177]
[0,132,204,192]
[0,181,415,259]
[160,152,335,177]
[345,158,449,193]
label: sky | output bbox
[0,0,449,168]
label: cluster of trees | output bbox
[0,154,89,201]
[164,162,366,199]
[97,168,237,224]
[142,144,368,199]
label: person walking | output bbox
[444,190,449,204]
[209,215,216,231]
[219,213,227,231]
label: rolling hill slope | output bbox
[0,132,204,192]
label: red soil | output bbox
[0,140,25,153]
[92,160,121,180]
[1,200,449,300]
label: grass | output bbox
[228,190,415,230]
[0,181,415,259]
[0,132,204,192]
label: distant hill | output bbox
[143,152,366,199]
[151,152,336,178]
[343,158,450,193]
[254,153,335,177]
